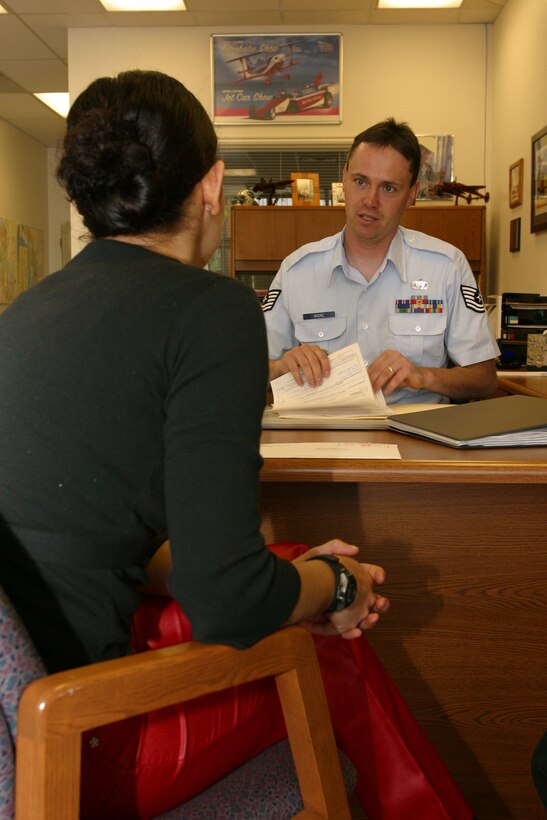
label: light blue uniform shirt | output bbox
[262,227,500,404]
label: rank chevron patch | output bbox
[261,289,281,312]
[460,285,485,313]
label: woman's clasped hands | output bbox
[293,539,390,640]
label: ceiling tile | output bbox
[370,8,461,23]
[187,0,279,8]
[3,115,66,147]
[0,15,57,59]
[0,0,509,147]
[18,14,112,58]
[458,8,500,22]
[0,74,24,93]
[107,10,198,25]
[193,11,283,24]
[0,90,55,116]
[0,59,67,91]
[4,0,102,12]
[463,0,506,8]
[284,10,373,23]
[283,0,374,8]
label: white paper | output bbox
[271,343,388,418]
[260,442,401,459]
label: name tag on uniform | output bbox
[302,311,335,320]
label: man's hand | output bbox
[367,350,499,401]
[270,344,330,387]
[367,350,424,396]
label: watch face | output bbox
[330,566,357,611]
[344,571,357,607]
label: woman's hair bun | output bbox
[56,70,217,239]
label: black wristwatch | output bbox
[306,555,357,612]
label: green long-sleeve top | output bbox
[0,239,300,672]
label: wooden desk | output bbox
[497,371,547,399]
[259,429,547,819]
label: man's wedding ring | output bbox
[387,365,395,376]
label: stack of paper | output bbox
[270,343,388,419]
[266,343,447,429]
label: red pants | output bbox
[81,543,474,819]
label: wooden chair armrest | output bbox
[16,626,350,819]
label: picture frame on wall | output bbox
[331,182,345,206]
[509,218,521,252]
[531,125,547,233]
[509,158,523,208]
[210,33,341,125]
[291,172,320,206]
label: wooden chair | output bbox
[14,625,353,819]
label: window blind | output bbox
[209,143,351,277]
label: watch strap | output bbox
[306,554,357,612]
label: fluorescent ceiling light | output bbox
[34,93,70,118]
[100,0,186,10]
[378,0,462,8]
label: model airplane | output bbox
[252,178,294,205]
[225,43,302,85]
[431,181,490,205]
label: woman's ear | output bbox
[201,159,225,216]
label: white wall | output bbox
[488,0,547,296]
[47,148,71,274]
[62,11,546,295]
[2,11,544,291]
[68,24,488,182]
[0,120,69,278]
[0,119,49,268]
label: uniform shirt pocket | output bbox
[388,313,447,367]
[294,316,347,350]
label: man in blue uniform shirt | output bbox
[263,118,500,404]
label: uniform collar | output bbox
[332,226,408,286]
[327,229,350,286]
[385,228,408,284]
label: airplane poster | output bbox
[211,34,341,124]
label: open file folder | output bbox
[386,394,547,448]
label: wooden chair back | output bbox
[15,625,351,819]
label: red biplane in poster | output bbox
[225,43,302,85]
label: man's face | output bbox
[342,142,419,249]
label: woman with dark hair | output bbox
[0,70,472,819]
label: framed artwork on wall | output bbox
[210,33,341,125]
[18,224,44,291]
[509,158,523,208]
[531,125,547,233]
[291,173,320,206]
[0,216,17,304]
[509,218,521,252]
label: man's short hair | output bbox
[347,118,421,186]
